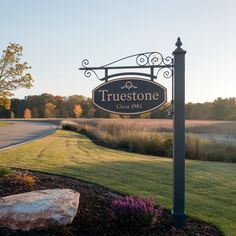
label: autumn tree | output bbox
[73,104,83,118]
[25,93,56,118]
[0,97,11,109]
[0,43,33,109]
[44,102,56,118]
[24,108,32,118]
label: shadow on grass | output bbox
[32,159,233,235]
[21,166,224,236]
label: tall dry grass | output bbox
[61,119,236,163]
[73,118,236,134]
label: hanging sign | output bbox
[93,77,167,115]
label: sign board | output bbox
[93,77,167,115]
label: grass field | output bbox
[0,130,235,235]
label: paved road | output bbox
[0,121,57,150]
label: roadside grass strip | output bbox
[0,122,12,127]
[0,130,235,235]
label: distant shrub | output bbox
[0,167,15,176]
[109,195,163,233]
[60,120,79,131]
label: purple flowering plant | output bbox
[109,195,163,231]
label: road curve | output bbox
[0,121,57,150]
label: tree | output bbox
[44,102,57,118]
[211,97,226,120]
[0,43,33,108]
[55,96,68,118]
[31,107,39,118]
[25,93,55,118]
[0,97,11,109]
[9,98,21,117]
[73,104,83,118]
[87,107,96,118]
[24,108,31,118]
[67,95,85,117]
[150,102,171,119]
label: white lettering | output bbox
[137,93,144,101]
[116,104,130,109]
[99,90,161,102]
[145,93,152,100]
[120,93,127,101]
[107,93,113,101]
[99,90,108,102]
[153,93,159,100]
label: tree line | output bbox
[0,94,235,120]
[185,97,236,120]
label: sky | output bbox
[1,0,236,103]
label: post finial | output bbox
[173,37,186,55]
[175,37,182,48]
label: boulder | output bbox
[0,188,80,231]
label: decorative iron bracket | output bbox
[79,52,174,82]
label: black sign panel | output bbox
[93,77,167,115]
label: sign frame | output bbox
[92,77,167,115]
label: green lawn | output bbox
[0,130,235,235]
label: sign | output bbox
[80,39,186,226]
[93,77,167,115]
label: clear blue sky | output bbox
[1,0,235,102]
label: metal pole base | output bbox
[172,211,186,227]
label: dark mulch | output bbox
[0,171,223,236]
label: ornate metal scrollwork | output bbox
[82,59,100,80]
[101,52,173,68]
[80,52,173,81]
[136,53,148,66]
[82,59,89,67]
[156,67,173,79]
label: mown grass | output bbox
[0,130,235,235]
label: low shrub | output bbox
[109,195,163,233]
[60,120,79,131]
[15,170,37,186]
[16,175,36,185]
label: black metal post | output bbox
[172,37,186,226]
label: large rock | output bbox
[0,188,80,231]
